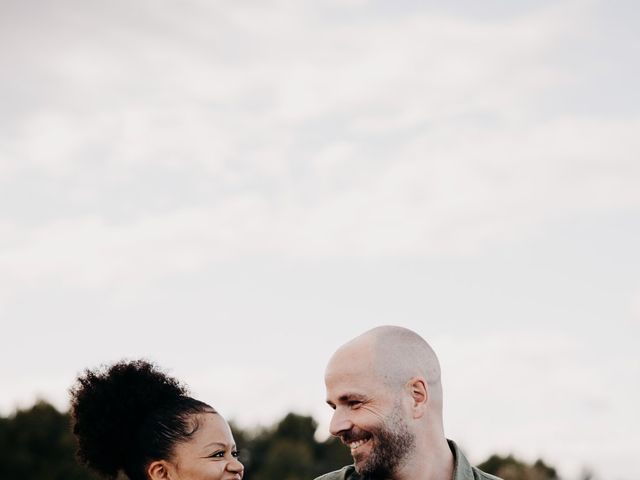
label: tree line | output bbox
[0,400,563,480]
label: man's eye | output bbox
[348,401,362,408]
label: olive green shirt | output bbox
[314,440,502,480]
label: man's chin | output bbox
[354,465,382,480]
[352,455,366,473]
[353,459,373,477]
[352,449,371,470]
[354,456,393,480]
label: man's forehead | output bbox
[325,341,377,376]
[326,347,383,390]
[325,369,375,398]
[325,363,392,404]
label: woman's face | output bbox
[168,413,244,480]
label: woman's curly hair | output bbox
[69,359,215,480]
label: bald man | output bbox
[316,326,501,480]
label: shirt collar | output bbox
[448,439,475,480]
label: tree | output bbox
[0,400,567,480]
[232,412,352,480]
[0,400,99,480]
[478,454,559,480]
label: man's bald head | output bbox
[366,326,441,388]
[324,327,461,480]
[328,326,444,410]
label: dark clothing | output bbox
[314,439,502,480]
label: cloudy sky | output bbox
[1,1,639,479]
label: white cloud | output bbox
[0,1,587,174]
[631,290,640,325]
[1,112,639,293]
[1,3,639,478]
[438,330,640,480]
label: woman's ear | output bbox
[407,377,428,418]
[148,460,172,480]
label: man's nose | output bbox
[329,408,353,436]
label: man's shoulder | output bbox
[448,439,504,480]
[472,465,503,480]
[314,465,357,480]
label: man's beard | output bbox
[354,405,416,480]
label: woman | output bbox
[70,359,244,480]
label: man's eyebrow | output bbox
[327,393,366,406]
[340,393,366,401]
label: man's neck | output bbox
[391,437,454,480]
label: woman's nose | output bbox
[227,457,244,474]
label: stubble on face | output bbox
[352,404,416,480]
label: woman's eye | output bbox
[232,450,239,458]
[348,401,361,408]
[209,451,225,458]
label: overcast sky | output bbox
[1,1,639,479]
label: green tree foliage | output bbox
[0,400,100,480]
[233,412,352,480]
[1,400,567,480]
[478,454,559,480]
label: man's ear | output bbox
[148,460,172,480]
[407,377,428,418]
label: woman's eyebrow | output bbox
[203,441,228,449]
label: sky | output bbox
[1,1,639,479]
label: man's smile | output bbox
[340,428,373,452]
[348,437,371,451]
